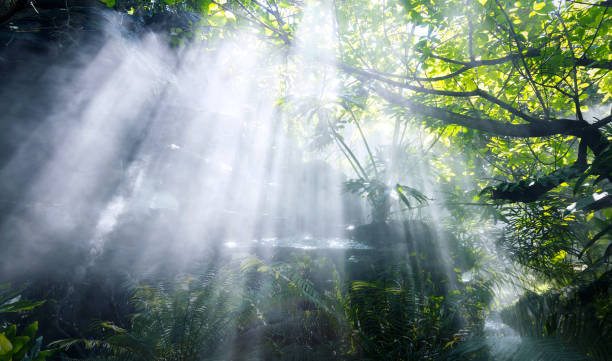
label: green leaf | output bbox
[100,0,115,7]
[24,322,38,339]
[0,333,13,356]
[8,336,29,355]
[0,299,45,313]
[5,325,16,338]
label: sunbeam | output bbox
[0,0,610,360]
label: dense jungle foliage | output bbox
[0,0,610,359]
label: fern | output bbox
[499,282,612,361]
[52,268,246,361]
[443,334,594,361]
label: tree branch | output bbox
[588,114,612,129]
[489,162,589,202]
[416,47,612,70]
[370,84,581,138]
[340,63,541,124]
[577,138,588,165]
[575,57,612,70]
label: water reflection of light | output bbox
[593,192,608,201]
[252,236,371,250]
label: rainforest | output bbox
[0,0,610,359]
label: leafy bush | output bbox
[0,284,57,361]
[500,273,612,361]
[53,268,249,361]
[53,246,493,360]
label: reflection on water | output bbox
[224,236,372,250]
[484,312,523,357]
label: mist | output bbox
[0,7,365,283]
[1,1,608,360]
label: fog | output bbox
[0,7,364,282]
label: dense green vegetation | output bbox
[0,0,610,359]
[49,244,492,360]
[0,285,57,360]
